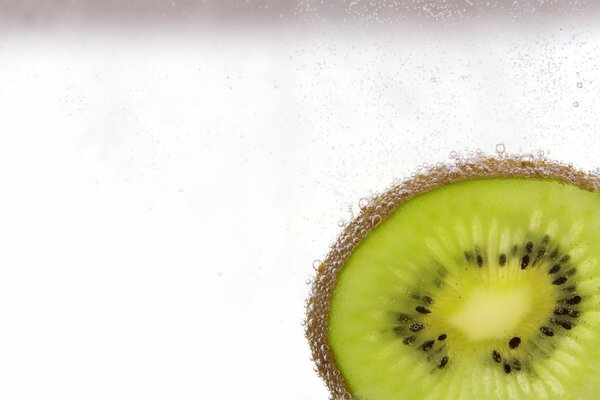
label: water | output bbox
[3,2,600,400]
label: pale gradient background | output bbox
[1,1,600,399]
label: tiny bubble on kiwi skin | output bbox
[306,155,600,400]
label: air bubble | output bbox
[577,82,583,88]
[337,219,346,227]
[431,77,437,82]
[521,154,534,163]
[371,214,382,226]
[449,151,458,159]
[358,198,369,209]
[495,143,505,154]
[306,278,312,285]
[312,259,322,269]
[573,101,579,108]
[217,271,223,277]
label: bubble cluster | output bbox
[306,152,600,399]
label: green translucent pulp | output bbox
[329,178,600,400]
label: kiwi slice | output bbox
[306,156,600,400]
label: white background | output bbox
[1,2,600,399]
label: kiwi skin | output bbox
[304,155,600,400]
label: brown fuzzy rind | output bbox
[304,155,600,400]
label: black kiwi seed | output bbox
[565,295,582,305]
[492,350,501,363]
[521,255,530,269]
[550,249,559,259]
[436,264,448,277]
[476,254,483,267]
[541,234,550,245]
[548,264,561,274]
[537,247,546,258]
[561,321,573,330]
[566,268,577,276]
[499,253,507,266]
[438,334,447,341]
[554,308,579,317]
[393,326,404,335]
[553,276,568,285]
[416,306,431,314]
[503,363,512,374]
[403,336,416,345]
[540,327,554,336]
[551,319,573,330]
[512,359,522,371]
[508,337,521,349]
[438,356,449,369]
[464,251,472,263]
[560,255,571,263]
[422,296,434,305]
[421,340,435,351]
[397,313,411,323]
[409,323,424,332]
[526,241,534,253]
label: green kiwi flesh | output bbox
[306,157,600,400]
